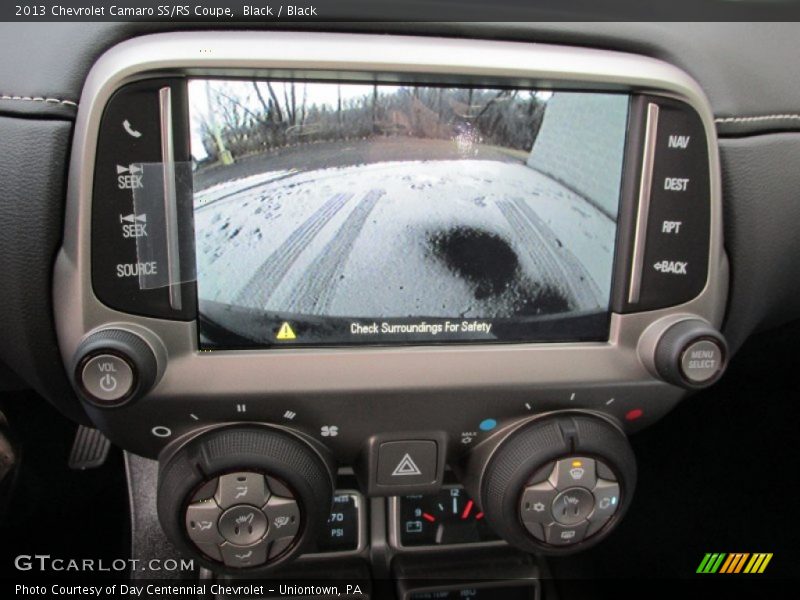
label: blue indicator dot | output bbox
[479,418,497,432]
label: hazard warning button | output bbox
[376,440,438,488]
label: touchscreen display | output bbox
[189,80,629,348]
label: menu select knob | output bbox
[73,329,158,406]
[654,319,727,389]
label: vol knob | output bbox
[72,329,158,406]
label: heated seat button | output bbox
[218,505,268,546]
[552,488,595,526]
[79,354,134,403]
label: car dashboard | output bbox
[1,18,800,599]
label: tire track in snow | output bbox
[285,188,385,314]
[234,192,353,307]
[497,197,602,309]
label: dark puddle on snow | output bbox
[427,226,571,315]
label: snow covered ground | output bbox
[193,159,616,321]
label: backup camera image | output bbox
[190,80,628,348]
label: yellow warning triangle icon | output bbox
[276,322,296,341]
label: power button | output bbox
[80,354,135,403]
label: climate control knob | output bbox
[462,413,636,555]
[157,426,335,572]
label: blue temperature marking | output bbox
[479,418,497,432]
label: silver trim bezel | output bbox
[54,32,727,422]
[157,85,183,311]
[628,102,660,304]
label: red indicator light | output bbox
[475,512,484,520]
[422,512,436,523]
[625,408,644,421]
[461,499,474,520]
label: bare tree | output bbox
[263,82,284,122]
[300,83,308,133]
[337,84,342,127]
[372,84,378,132]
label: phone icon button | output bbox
[122,119,142,138]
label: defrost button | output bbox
[550,457,596,490]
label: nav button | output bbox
[80,354,134,404]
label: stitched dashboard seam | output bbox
[1,94,78,107]
[716,114,800,123]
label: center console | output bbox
[54,31,727,589]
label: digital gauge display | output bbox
[398,487,500,547]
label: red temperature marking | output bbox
[422,512,436,523]
[461,499,474,520]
